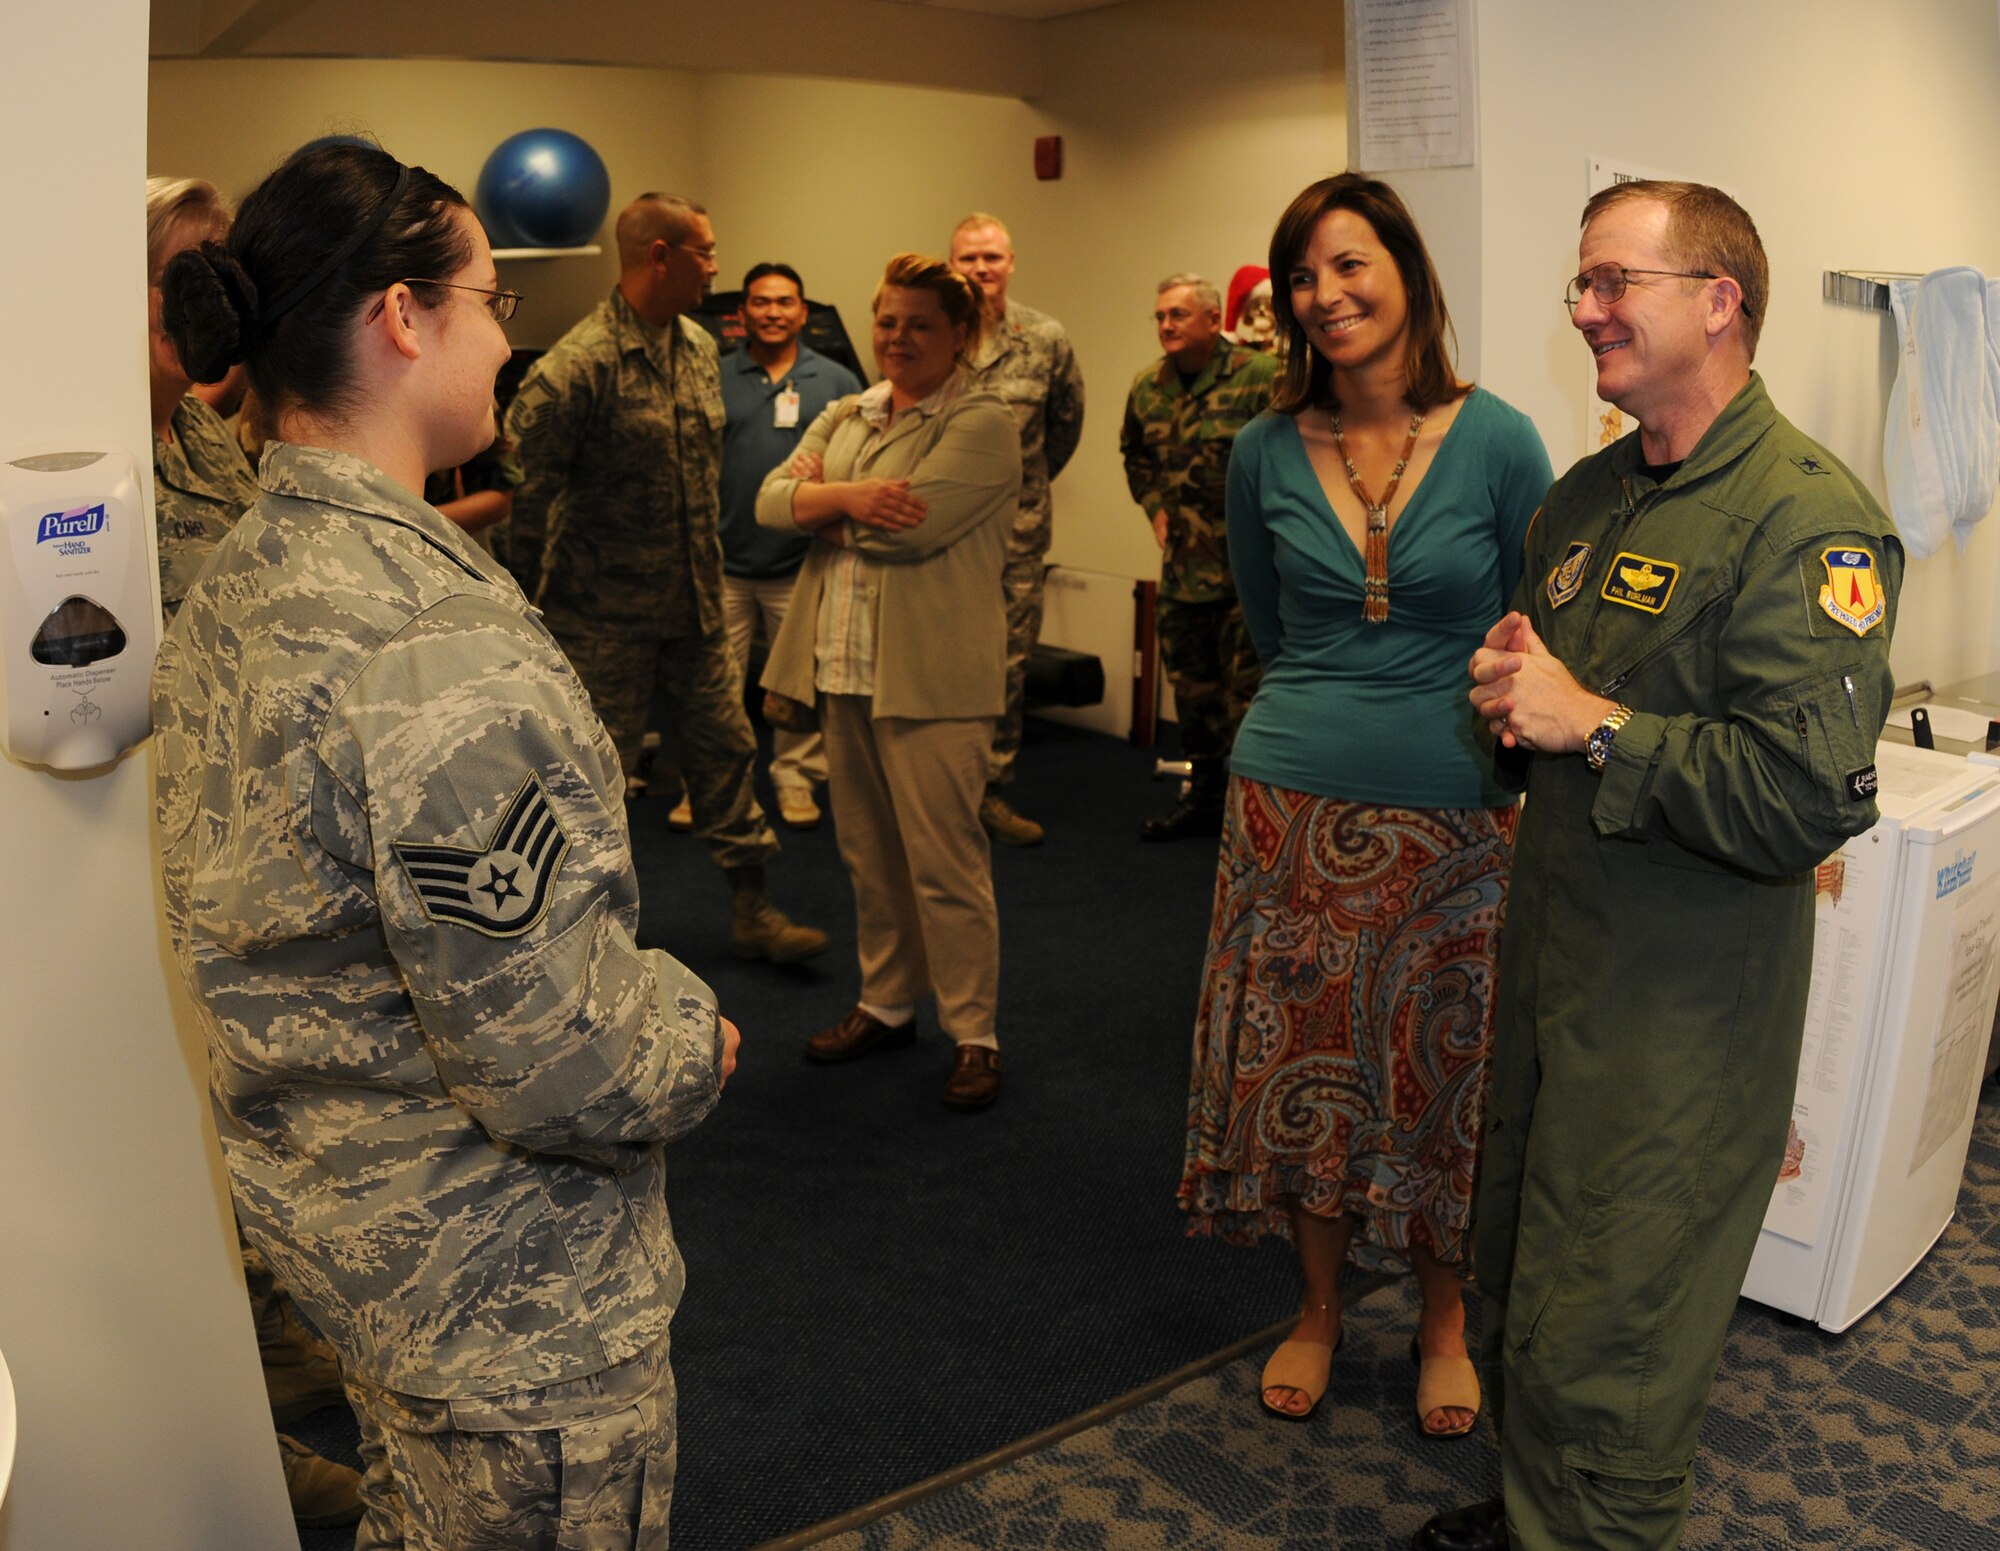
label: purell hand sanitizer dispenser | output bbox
[0,448,154,769]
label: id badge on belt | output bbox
[774,388,800,429]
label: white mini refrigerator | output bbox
[1742,739,2000,1331]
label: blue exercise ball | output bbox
[475,129,611,249]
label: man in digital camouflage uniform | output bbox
[157,433,735,1550]
[950,212,1085,847]
[506,192,826,963]
[1420,183,1902,1551]
[1120,272,1277,840]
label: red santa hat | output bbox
[1225,265,1271,332]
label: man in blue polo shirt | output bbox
[719,262,863,828]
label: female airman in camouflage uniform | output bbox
[156,142,734,1551]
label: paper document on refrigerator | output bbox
[1910,866,2000,1174]
[1765,834,1889,1246]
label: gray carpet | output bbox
[801,1087,2000,1551]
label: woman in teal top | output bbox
[1177,174,1551,1439]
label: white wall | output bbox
[148,58,706,350]
[1,4,296,1548]
[1466,0,2000,688]
[1035,0,1346,579]
[149,0,1348,589]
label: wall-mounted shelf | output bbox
[1824,269,1919,312]
[492,244,602,261]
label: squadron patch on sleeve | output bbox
[392,773,572,938]
[1600,551,1679,614]
[1817,547,1887,637]
[1546,542,1593,608]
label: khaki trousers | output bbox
[822,694,999,1048]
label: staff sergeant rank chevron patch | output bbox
[393,773,572,938]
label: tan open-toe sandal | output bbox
[1411,1335,1480,1439]
[1259,1331,1340,1422]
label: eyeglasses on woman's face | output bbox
[408,280,523,323]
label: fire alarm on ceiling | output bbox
[1034,136,1063,181]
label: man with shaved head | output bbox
[950,211,1085,847]
[506,192,827,964]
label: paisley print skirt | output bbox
[1177,777,1518,1272]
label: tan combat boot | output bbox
[980,789,1045,847]
[726,866,830,964]
[278,1434,363,1528]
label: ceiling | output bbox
[151,0,1124,59]
[149,0,1132,96]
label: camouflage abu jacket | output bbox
[154,441,723,1399]
[152,393,258,622]
[1120,341,1278,602]
[963,298,1084,553]
[505,288,726,640]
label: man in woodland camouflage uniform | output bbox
[950,212,1085,847]
[506,192,826,963]
[1121,272,1277,839]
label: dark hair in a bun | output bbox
[159,241,258,384]
[159,142,474,423]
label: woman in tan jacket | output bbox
[758,253,1022,1110]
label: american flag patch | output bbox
[393,773,572,938]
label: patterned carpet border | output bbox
[785,1092,2000,1551]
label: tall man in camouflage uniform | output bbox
[950,212,1085,847]
[506,193,826,963]
[1120,272,1277,840]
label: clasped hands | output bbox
[786,448,928,533]
[1468,611,1616,755]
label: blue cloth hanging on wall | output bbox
[1884,267,2000,560]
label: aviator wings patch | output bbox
[1601,551,1680,614]
[393,773,572,938]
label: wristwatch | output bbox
[1585,704,1635,774]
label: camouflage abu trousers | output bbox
[350,1335,675,1551]
[1157,593,1260,763]
[554,623,779,872]
[988,543,1048,789]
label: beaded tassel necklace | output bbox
[1331,407,1425,623]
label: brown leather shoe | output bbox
[942,1045,1002,1110]
[804,1007,916,1064]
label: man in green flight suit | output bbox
[1420,182,1903,1551]
[505,193,826,965]
[1119,272,1277,839]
